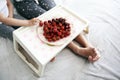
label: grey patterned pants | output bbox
[0,14,22,41]
[13,0,56,19]
[0,24,14,41]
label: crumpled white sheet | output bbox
[0,0,120,80]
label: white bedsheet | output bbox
[0,0,120,80]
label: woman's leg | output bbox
[38,0,56,11]
[0,24,14,41]
[13,0,46,19]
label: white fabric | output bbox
[0,0,120,80]
[0,0,9,24]
[0,0,7,10]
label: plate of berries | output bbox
[36,17,72,46]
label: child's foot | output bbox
[76,47,100,62]
[68,42,100,62]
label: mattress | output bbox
[0,0,120,80]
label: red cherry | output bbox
[44,21,47,25]
[41,17,71,42]
[39,21,43,27]
[59,23,62,27]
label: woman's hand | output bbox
[28,18,40,26]
[0,13,39,27]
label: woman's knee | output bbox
[13,0,46,19]
[38,0,56,11]
[0,24,14,41]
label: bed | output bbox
[0,0,120,80]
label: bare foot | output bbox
[68,42,100,62]
[77,47,100,62]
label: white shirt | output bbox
[0,0,9,24]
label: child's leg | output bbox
[13,0,46,19]
[0,24,14,41]
[68,41,95,57]
[38,0,56,11]
[75,34,91,47]
[68,34,100,62]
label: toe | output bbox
[88,56,94,62]
[88,54,100,62]
[92,56,100,62]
